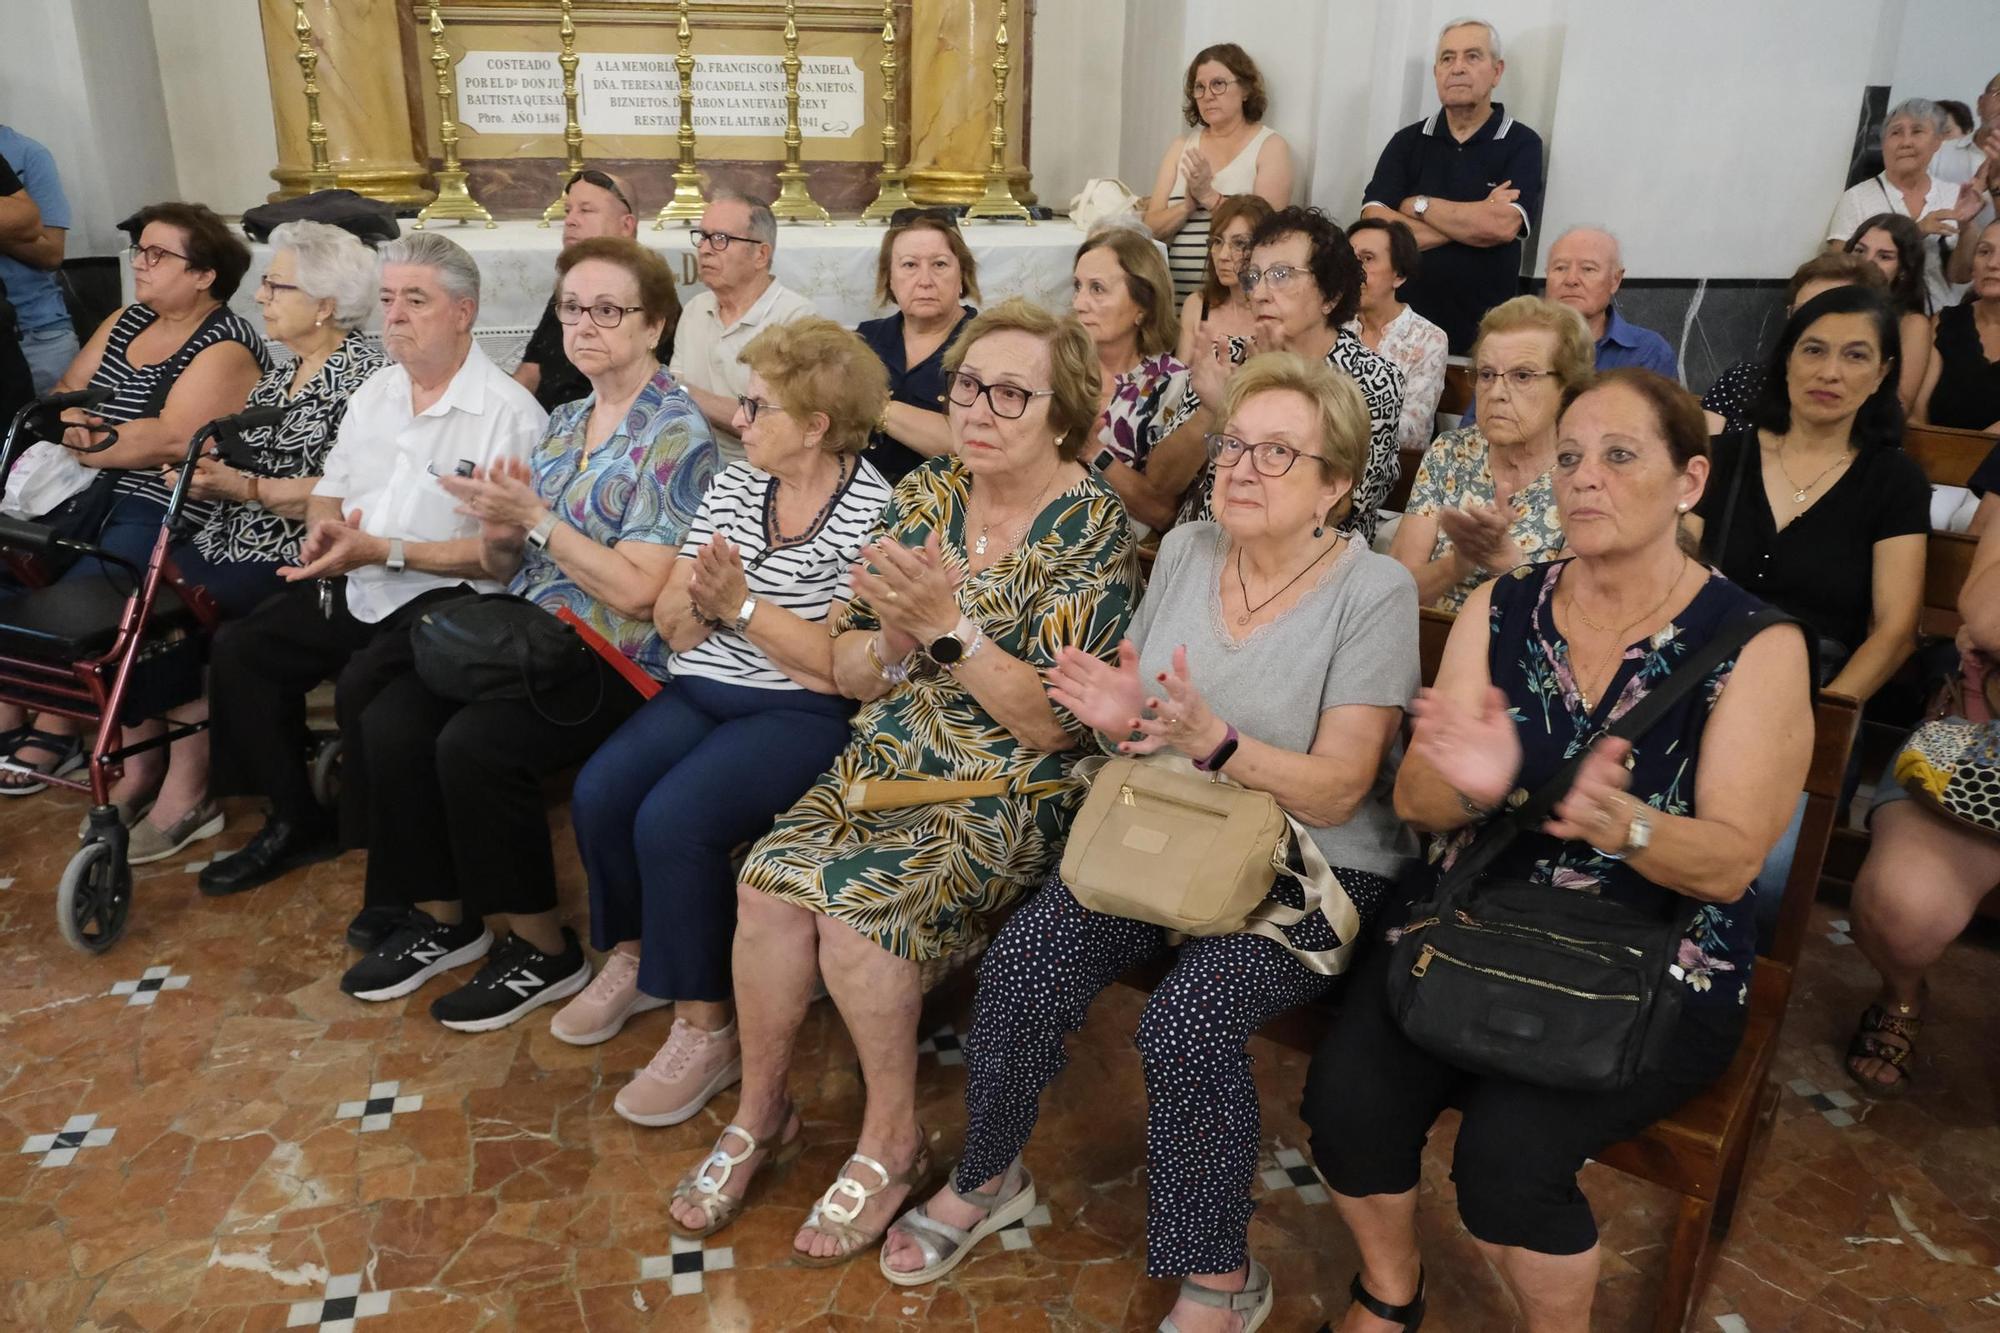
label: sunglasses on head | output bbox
[568,169,633,214]
[889,205,963,230]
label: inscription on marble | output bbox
[457,52,566,134]
[455,51,865,139]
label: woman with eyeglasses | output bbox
[1389,296,1591,612]
[1,200,269,796]
[665,299,1138,1268]
[551,316,892,1121]
[332,237,719,1034]
[1175,193,1271,369]
[856,211,980,483]
[1143,43,1294,300]
[881,353,1416,1333]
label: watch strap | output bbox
[527,513,560,549]
[386,538,406,573]
[1194,723,1240,773]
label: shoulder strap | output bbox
[139,306,237,420]
[1710,430,1756,559]
[1439,604,1795,892]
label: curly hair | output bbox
[1182,44,1268,127]
[1248,205,1364,328]
[555,236,682,340]
[130,201,251,304]
[1472,296,1595,396]
[738,317,890,457]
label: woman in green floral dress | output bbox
[664,299,1139,1267]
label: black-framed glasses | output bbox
[1205,432,1327,477]
[736,395,787,424]
[1473,367,1560,391]
[946,370,1054,420]
[1193,76,1238,98]
[555,298,647,329]
[127,243,191,269]
[257,276,301,296]
[1238,264,1307,293]
[691,228,763,252]
[567,168,633,214]
[888,205,962,230]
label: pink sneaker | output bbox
[615,1019,742,1127]
[548,949,667,1046]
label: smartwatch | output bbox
[385,538,407,574]
[730,595,758,633]
[927,615,984,669]
[1193,723,1240,773]
[526,513,560,550]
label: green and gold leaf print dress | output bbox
[741,455,1140,962]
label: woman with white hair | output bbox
[101,220,388,864]
[1826,97,1985,313]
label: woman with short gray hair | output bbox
[1826,97,1983,312]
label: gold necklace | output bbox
[972,462,1064,558]
[1562,557,1690,704]
[1775,437,1853,504]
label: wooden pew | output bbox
[1904,423,1996,489]
[1438,361,1474,418]
[1922,528,1979,640]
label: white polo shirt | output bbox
[1826,172,1966,313]
[667,275,815,464]
[314,342,548,623]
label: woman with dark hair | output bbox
[857,211,980,482]
[1699,252,1886,435]
[1175,193,1270,369]
[1346,215,1448,451]
[1143,43,1293,300]
[1845,211,1935,411]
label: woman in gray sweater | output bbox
[879,352,1419,1331]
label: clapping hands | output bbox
[1436,500,1524,575]
[440,457,544,546]
[687,535,751,625]
[1408,684,1521,811]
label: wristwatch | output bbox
[730,595,758,633]
[385,538,406,574]
[1412,195,1431,216]
[526,513,560,550]
[1193,723,1240,773]
[1595,803,1654,861]
[927,615,985,669]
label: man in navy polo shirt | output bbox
[1361,16,1545,353]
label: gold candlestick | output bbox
[858,0,915,223]
[293,2,337,193]
[964,0,1031,223]
[654,0,706,226]
[414,3,495,228]
[768,0,830,223]
[540,0,586,226]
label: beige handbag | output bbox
[1061,754,1362,974]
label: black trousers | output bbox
[207,580,470,829]
[353,652,643,916]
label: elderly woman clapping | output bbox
[880,352,1418,1332]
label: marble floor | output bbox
[2,788,1997,1332]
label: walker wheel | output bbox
[309,737,342,809]
[57,841,131,954]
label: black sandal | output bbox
[1845,999,1921,1097]
[0,727,84,797]
[1316,1267,1425,1332]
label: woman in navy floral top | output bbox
[1302,369,1813,1331]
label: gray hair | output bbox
[1552,224,1623,269]
[1885,98,1947,135]
[377,230,481,308]
[1437,16,1502,60]
[266,220,377,331]
[710,188,777,248]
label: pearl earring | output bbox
[1676,502,1689,513]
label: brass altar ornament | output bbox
[414,3,496,229]
[858,0,915,223]
[654,0,706,227]
[965,0,1032,223]
[292,1,337,193]
[540,0,587,226]
[768,0,831,224]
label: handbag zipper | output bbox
[1451,910,1638,962]
[1117,784,1241,816]
[1410,944,1641,1001]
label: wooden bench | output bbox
[1904,423,1996,489]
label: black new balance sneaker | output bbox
[340,912,492,1002]
[429,929,590,1033]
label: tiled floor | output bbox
[3,788,1997,1331]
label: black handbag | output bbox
[1386,606,1792,1093]
[410,593,603,724]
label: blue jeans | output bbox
[60,491,283,620]
[18,323,79,397]
[572,673,854,1002]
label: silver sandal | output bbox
[1160,1259,1273,1333]
[879,1156,1037,1286]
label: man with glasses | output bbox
[513,169,678,413]
[0,124,74,395]
[1360,16,1545,353]
[669,190,814,463]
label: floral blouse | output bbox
[1405,425,1564,612]
[1431,561,1767,1015]
[1095,351,1191,475]
[1346,306,1448,452]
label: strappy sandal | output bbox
[666,1112,805,1240]
[879,1156,1037,1286]
[0,728,84,797]
[1162,1260,1273,1333]
[793,1138,938,1269]
[1317,1268,1426,1332]
[1845,997,1923,1097]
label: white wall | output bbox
[150,0,276,216]
[1888,0,1996,108]
[1030,0,1128,207]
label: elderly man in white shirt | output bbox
[669,190,813,463]
[200,231,546,908]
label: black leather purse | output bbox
[410,593,603,725]
[1387,607,1792,1093]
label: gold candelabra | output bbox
[540,0,586,226]
[768,0,830,223]
[858,0,915,223]
[964,0,1031,222]
[654,0,706,226]
[414,3,495,228]
[293,2,337,193]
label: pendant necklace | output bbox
[1776,438,1851,504]
[973,462,1062,558]
[1562,556,1689,706]
[1234,538,1338,626]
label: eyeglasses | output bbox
[946,370,1054,420]
[736,395,787,424]
[127,243,191,270]
[1209,235,1253,256]
[567,168,633,214]
[691,228,762,252]
[555,298,647,329]
[1238,264,1307,293]
[1474,367,1560,391]
[257,276,301,296]
[1193,76,1238,98]
[1205,433,1327,477]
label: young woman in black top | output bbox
[1916,217,2000,434]
[1844,212,1934,412]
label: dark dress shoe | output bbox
[198,818,336,897]
[347,905,413,952]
